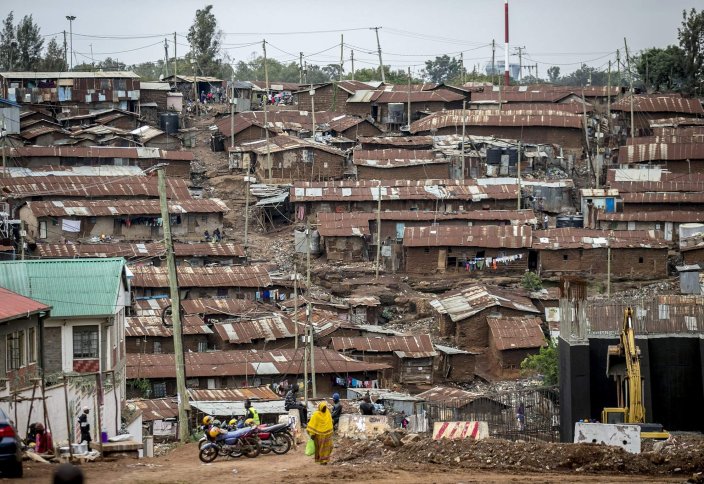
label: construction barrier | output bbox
[432,421,489,440]
[573,422,641,454]
[337,414,392,439]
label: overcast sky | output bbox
[10,0,699,77]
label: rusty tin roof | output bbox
[409,109,583,133]
[611,94,704,114]
[430,284,539,323]
[0,287,51,323]
[403,225,532,248]
[487,315,546,351]
[618,142,704,163]
[0,176,191,199]
[27,198,228,217]
[532,228,669,249]
[129,265,272,288]
[331,334,435,356]
[212,314,304,344]
[125,315,212,337]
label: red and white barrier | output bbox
[432,421,489,440]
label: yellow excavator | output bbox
[602,307,670,439]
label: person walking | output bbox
[306,402,334,465]
[78,407,92,448]
[330,393,343,430]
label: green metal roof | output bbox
[0,258,126,318]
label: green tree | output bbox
[0,12,15,70]
[233,56,303,82]
[547,66,560,83]
[40,37,67,71]
[423,54,463,84]
[678,8,704,95]
[521,272,543,291]
[636,46,686,92]
[558,64,609,86]
[187,5,223,77]
[521,339,558,385]
[14,14,43,71]
[350,65,416,84]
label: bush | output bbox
[521,271,543,291]
[521,339,559,385]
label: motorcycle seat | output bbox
[259,423,288,433]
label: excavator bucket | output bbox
[605,344,626,378]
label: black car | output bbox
[0,408,22,478]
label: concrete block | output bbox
[432,421,489,440]
[337,414,392,439]
[573,422,641,454]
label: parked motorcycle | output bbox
[199,426,261,462]
[256,422,292,455]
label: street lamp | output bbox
[66,15,76,70]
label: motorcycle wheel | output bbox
[198,438,209,450]
[244,439,261,458]
[271,434,292,455]
[259,443,272,455]
[199,446,218,463]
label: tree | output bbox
[521,339,558,385]
[0,12,15,70]
[321,64,342,81]
[558,64,609,86]
[41,37,67,71]
[635,46,686,92]
[423,55,463,84]
[350,66,417,84]
[233,56,303,82]
[521,272,543,291]
[187,5,223,77]
[678,8,704,95]
[547,66,560,83]
[14,14,43,71]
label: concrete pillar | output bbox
[558,337,591,442]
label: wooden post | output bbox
[157,167,190,442]
[25,380,39,438]
[305,218,316,398]
[624,38,634,139]
[293,261,298,350]
[375,184,382,278]
[461,100,466,179]
[373,27,385,82]
[62,376,73,460]
[263,40,272,182]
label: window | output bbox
[197,341,208,353]
[39,221,47,239]
[6,331,24,370]
[638,256,644,263]
[217,287,229,297]
[153,341,162,354]
[201,214,208,222]
[152,382,166,398]
[27,327,36,364]
[424,248,430,254]
[73,326,99,359]
[563,254,569,261]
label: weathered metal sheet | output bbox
[125,315,211,337]
[27,198,228,217]
[331,334,435,356]
[532,228,669,250]
[611,94,704,115]
[431,284,539,323]
[0,287,51,323]
[618,142,704,164]
[10,146,194,161]
[487,316,546,350]
[403,225,532,248]
[598,210,704,223]
[409,109,583,134]
[130,265,272,289]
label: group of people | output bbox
[203,228,222,242]
[26,422,53,454]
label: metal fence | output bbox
[423,386,560,443]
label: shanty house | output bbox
[430,284,540,351]
[230,135,346,182]
[296,80,374,113]
[0,98,20,134]
[327,114,383,139]
[20,198,228,243]
[125,315,213,354]
[358,135,434,150]
[353,149,451,180]
[127,347,388,397]
[487,316,546,378]
[331,334,437,385]
[402,225,532,274]
[416,385,511,424]
[0,71,141,113]
[209,313,304,350]
[617,142,704,174]
[129,265,273,300]
[533,228,669,279]
[434,344,477,383]
[611,94,704,135]
[0,288,51,391]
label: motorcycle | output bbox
[255,422,293,455]
[198,426,261,462]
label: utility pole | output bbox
[407,67,411,129]
[66,16,76,70]
[19,221,25,260]
[515,46,525,82]
[504,0,510,86]
[350,50,355,80]
[230,72,235,148]
[460,52,465,85]
[624,38,635,139]
[262,40,272,181]
[461,100,466,179]
[243,173,250,260]
[517,141,521,210]
[293,261,298,350]
[305,218,316,398]
[173,32,177,81]
[372,27,385,83]
[89,44,94,71]
[616,49,621,88]
[582,87,592,186]
[157,167,190,443]
[491,39,496,82]
[163,38,169,79]
[339,34,344,81]
[375,183,382,278]
[63,31,68,70]
[607,60,612,135]
[299,52,304,84]
[607,242,611,297]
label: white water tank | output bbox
[679,223,704,240]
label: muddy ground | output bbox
[15,435,704,484]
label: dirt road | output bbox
[16,442,685,484]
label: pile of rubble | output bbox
[334,434,704,477]
[590,280,678,302]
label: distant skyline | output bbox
[7,0,699,78]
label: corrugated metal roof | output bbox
[7,166,146,177]
[331,334,435,356]
[27,198,228,218]
[1,176,191,200]
[125,315,212,337]
[0,258,125,318]
[217,109,347,137]
[358,135,434,148]
[487,316,546,350]
[649,117,704,128]
[471,90,577,103]
[620,191,704,204]
[597,210,704,223]
[140,82,171,91]
[611,94,704,114]
[0,287,51,323]
[618,143,704,164]
[327,115,367,132]
[10,146,194,161]
[128,398,179,421]
[409,109,583,134]
[236,133,345,157]
[434,344,477,355]
[352,148,448,168]
[212,314,303,344]
[127,347,390,379]
[532,228,668,250]
[430,284,539,323]
[1,71,139,79]
[290,180,518,202]
[188,386,280,402]
[415,385,505,408]
[36,242,244,260]
[403,225,532,248]
[130,265,271,289]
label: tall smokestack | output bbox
[504,0,510,86]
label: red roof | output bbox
[487,316,546,351]
[0,287,51,323]
[331,334,436,357]
[611,94,704,115]
[10,146,194,161]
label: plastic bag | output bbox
[305,437,315,457]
